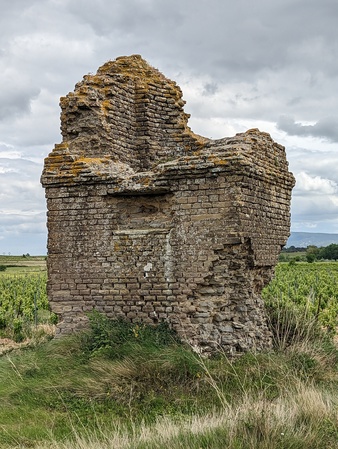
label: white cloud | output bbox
[294,172,338,195]
[0,143,22,159]
[0,167,17,174]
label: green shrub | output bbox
[82,311,181,359]
[49,312,58,325]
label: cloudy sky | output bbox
[1,0,338,254]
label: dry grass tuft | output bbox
[0,324,55,355]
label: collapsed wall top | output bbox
[41,55,293,193]
[42,54,209,184]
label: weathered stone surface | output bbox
[41,54,295,354]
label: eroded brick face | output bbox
[41,55,295,354]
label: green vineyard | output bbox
[0,273,50,341]
[262,262,338,330]
[1,261,338,341]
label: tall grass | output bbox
[32,383,337,449]
[0,309,337,449]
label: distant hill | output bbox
[286,232,338,248]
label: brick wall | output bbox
[41,55,295,354]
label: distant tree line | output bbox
[282,246,307,253]
[280,244,338,263]
[305,244,338,262]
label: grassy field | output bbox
[0,261,337,448]
[0,255,46,275]
[0,314,337,448]
[279,251,307,262]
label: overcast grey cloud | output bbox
[0,0,338,254]
[277,116,338,143]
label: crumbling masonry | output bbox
[41,55,295,354]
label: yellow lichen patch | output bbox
[87,74,105,86]
[245,128,260,134]
[74,86,89,99]
[101,99,112,116]
[114,242,120,252]
[208,155,228,165]
[43,155,112,181]
[246,129,270,138]
[139,177,150,186]
[76,157,110,165]
[97,55,176,95]
[68,157,110,178]
[54,142,70,150]
[44,154,68,173]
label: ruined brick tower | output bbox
[41,55,295,354]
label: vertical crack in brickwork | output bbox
[41,55,295,355]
